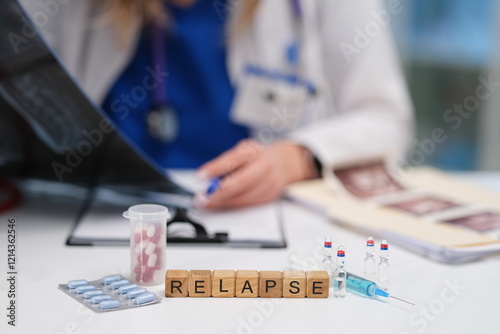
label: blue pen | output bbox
[206,177,222,196]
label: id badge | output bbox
[231,74,310,133]
[147,106,178,143]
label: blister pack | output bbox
[58,274,161,312]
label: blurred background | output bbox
[1,0,499,175]
[390,0,500,171]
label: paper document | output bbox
[68,171,286,248]
[287,165,500,263]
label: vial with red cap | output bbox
[333,246,346,298]
[321,237,335,281]
[364,236,376,280]
[377,239,390,290]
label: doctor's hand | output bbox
[194,139,318,209]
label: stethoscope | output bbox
[147,0,306,143]
[146,19,178,143]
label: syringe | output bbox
[346,272,415,306]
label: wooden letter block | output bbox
[165,270,189,297]
[188,270,212,297]
[306,271,329,298]
[259,271,283,298]
[235,270,259,298]
[283,271,306,298]
[212,270,235,298]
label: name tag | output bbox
[231,67,314,133]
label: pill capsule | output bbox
[117,284,138,294]
[67,280,88,289]
[153,251,163,269]
[151,224,164,243]
[102,275,122,285]
[137,252,149,266]
[126,288,147,299]
[135,292,156,305]
[134,226,148,242]
[75,285,97,294]
[134,263,143,275]
[109,279,130,290]
[146,224,156,238]
[99,299,121,310]
[142,239,151,249]
[90,295,113,304]
[145,242,156,256]
[82,290,104,299]
[142,267,154,283]
[146,253,157,268]
[150,233,161,244]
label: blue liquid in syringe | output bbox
[346,272,414,305]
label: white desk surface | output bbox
[1,172,499,334]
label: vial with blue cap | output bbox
[333,246,346,298]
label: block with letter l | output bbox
[212,270,235,298]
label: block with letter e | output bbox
[259,271,283,298]
[306,271,329,298]
[189,270,212,297]
[165,270,189,297]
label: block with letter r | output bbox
[165,270,189,297]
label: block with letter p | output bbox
[259,271,283,298]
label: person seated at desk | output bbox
[21,0,413,209]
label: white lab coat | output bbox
[19,0,414,169]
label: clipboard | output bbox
[66,186,287,248]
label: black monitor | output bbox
[0,0,190,198]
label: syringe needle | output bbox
[389,295,415,306]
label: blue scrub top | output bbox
[102,0,249,168]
